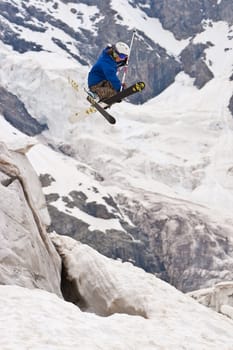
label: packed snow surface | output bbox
[1,234,233,350]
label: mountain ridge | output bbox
[0,0,232,106]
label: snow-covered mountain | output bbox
[1,0,232,102]
[0,1,233,348]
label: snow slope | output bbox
[1,234,233,350]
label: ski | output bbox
[87,96,116,124]
[68,77,145,124]
[102,81,145,106]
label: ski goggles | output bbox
[115,50,128,60]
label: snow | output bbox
[1,236,233,349]
[64,71,233,215]
[194,21,233,77]
[0,115,35,151]
[0,2,233,349]
[0,47,88,138]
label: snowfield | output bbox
[1,234,233,350]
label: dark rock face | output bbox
[118,195,233,293]
[180,43,214,88]
[129,39,181,102]
[0,2,44,53]
[62,190,116,219]
[46,204,145,267]
[228,95,233,116]
[218,0,233,24]
[39,174,55,187]
[0,86,47,135]
[147,0,219,40]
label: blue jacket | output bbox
[88,48,122,91]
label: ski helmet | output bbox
[114,42,130,58]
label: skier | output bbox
[87,42,130,101]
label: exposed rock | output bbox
[0,142,62,296]
[46,204,143,265]
[146,0,220,40]
[58,143,76,157]
[218,0,233,25]
[120,194,233,293]
[193,60,214,88]
[126,37,181,102]
[47,204,90,237]
[0,18,43,53]
[39,173,55,187]
[46,193,60,203]
[0,86,47,135]
[228,95,233,117]
[180,43,214,88]
[62,190,116,219]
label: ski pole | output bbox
[121,28,137,90]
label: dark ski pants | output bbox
[90,80,117,100]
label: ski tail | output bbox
[102,81,145,106]
[87,96,116,124]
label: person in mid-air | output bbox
[87,42,130,101]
